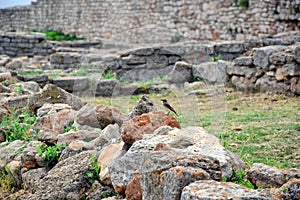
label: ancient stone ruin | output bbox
[0,0,299,200]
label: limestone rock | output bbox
[59,140,94,160]
[0,83,12,93]
[233,56,253,66]
[37,129,58,145]
[98,142,126,185]
[22,167,48,190]
[20,141,44,169]
[22,74,49,87]
[126,95,156,120]
[29,84,85,112]
[247,163,300,188]
[181,180,270,200]
[75,103,101,128]
[23,151,96,199]
[0,140,27,170]
[253,46,285,70]
[125,173,142,200]
[278,178,300,200]
[52,76,89,93]
[295,46,300,63]
[7,160,22,187]
[57,129,100,144]
[121,111,181,145]
[90,123,121,148]
[110,127,245,197]
[0,72,12,82]
[95,79,119,97]
[168,61,193,83]
[50,52,84,69]
[192,61,228,84]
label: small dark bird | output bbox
[161,99,178,116]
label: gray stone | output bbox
[278,178,300,200]
[50,53,84,69]
[75,103,101,128]
[253,46,285,70]
[95,79,119,97]
[215,42,245,53]
[0,140,27,170]
[0,72,12,82]
[23,75,49,87]
[282,63,300,76]
[57,130,100,144]
[52,76,89,93]
[20,141,44,169]
[0,83,11,93]
[247,163,300,189]
[192,61,228,84]
[233,56,253,66]
[131,47,155,56]
[126,95,156,121]
[269,52,286,65]
[181,180,270,200]
[22,167,48,190]
[168,61,193,83]
[20,81,40,94]
[5,95,29,111]
[28,84,85,112]
[295,46,300,63]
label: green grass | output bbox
[0,111,36,142]
[36,143,66,169]
[85,89,299,169]
[32,30,84,41]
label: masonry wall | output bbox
[0,0,299,43]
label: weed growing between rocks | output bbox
[36,143,66,169]
[0,110,36,142]
[87,154,100,184]
[223,169,254,189]
[0,166,18,195]
[32,30,84,41]
[239,0,249,8]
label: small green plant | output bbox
[171,32,182,43]
[0,111,36,142]
[0,166,18,194]
[212,55,223,62]
[103,70,116,79]
[87,155,100,184]
[239,0,249,8]
[63,125,77,133]
[33,30,84,41]
[100,191,114,199]
[36,144,66,169]
[13,86,23,94]
[225,169,254,189]
[1,81,9,86]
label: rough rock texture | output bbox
[59,140,94,161]
[121,111,181,145]
[95,79,119,97]
[20,141,44,169]
[125,173,142,200]
[98,142,126,185]
[52,76,89,93]
[193,61,228,84]
[50,53,84,69]
[111,126,245,197]
[21,151,95,199]
[76,103,125,129]
[168,61,193,83]
[278,178,300,200]
[57,129,100,144]
[28,84,85,112]
[126,95,156,121]
[181,180,270,200]
[247,163,300,188]
[0,140,27,170]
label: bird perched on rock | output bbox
[161,99,178,116]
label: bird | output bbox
[161,99,178,116]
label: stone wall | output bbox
[0,0,299,43]
[0,32,54,57]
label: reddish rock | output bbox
[121,111,181,145]
[125,173,142,200]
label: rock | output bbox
[20,81,40,94]
[5,95,30,111]
[192,61,228,84]
[85,181,116,200]
[275,68,286,81]
[282,63,300,76]
[167,61,193,83]
[21,141,44,169]
[247,163,300,188]
[75,103,101,128]
[37,129,58,145]
[22,167,47,190]
[126,95,156,120]
[125,173,142,200]
[269,52,286,65]
[0,55,10,66]
[0,72,12,82]
[7,160,22,186]
[0,140,28,170]
[233,56,253,66]
[95,105,125,129]
[22,74,49,87]
[28,84,85,112]
[50,52,84,69]
[59,140,94,160]
[110,127,245,196]
[23,151,96,199]
[291,77,300,95]
[181,180,270,200]
[90,123,121,147]
[52,76,89,93]
[295,46,300,63]
[278,178,300,200]
[95,79,119,97]
[6,57,27,70]
[57,129,100,144]
[121,111,181,145]
[0,83,11,93]
[253,46,285,70]
[98,142,126,185]
[34,108,77,134]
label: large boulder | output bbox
[181,180,270,200]
[110,126,245,197]
[247,163,300,188]
[252,46,285,70]
[52,76,89,93]
[192,61,228,84]
[168,61,193,83]
[121,111,181,145]
[28,84,85,112]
